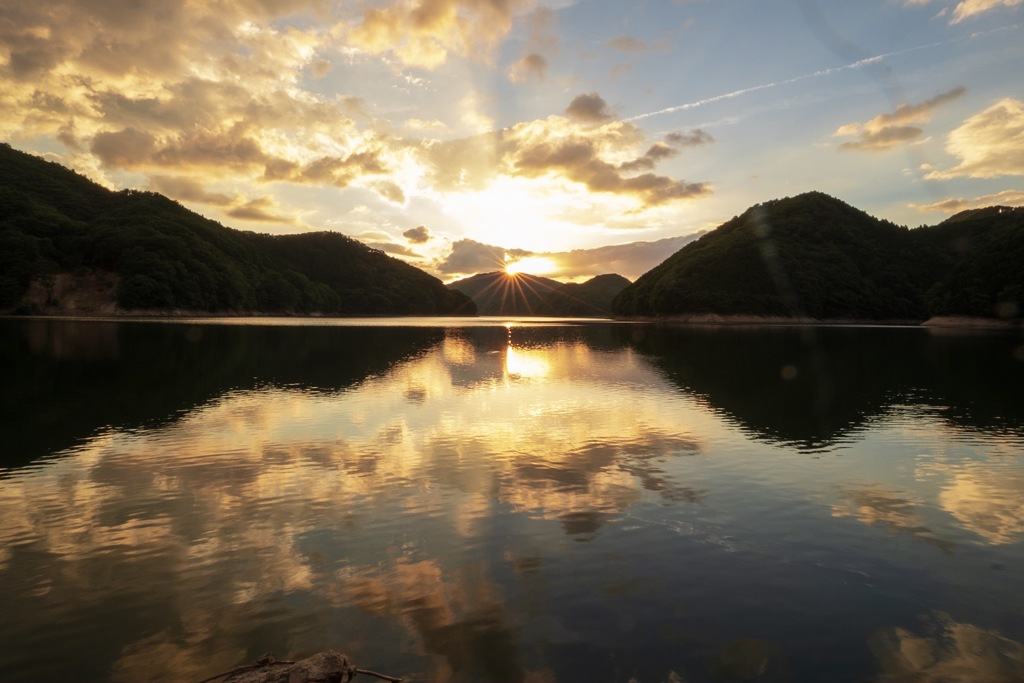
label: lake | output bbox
[1,317,1023,683]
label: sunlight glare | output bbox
[505,346,551,379]
[504,255,558,276]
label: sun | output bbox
[504,256,558,276]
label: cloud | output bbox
[565,93,615,123]
[925,98,1024,179]
[0,1,326,85]
[609,36,648,53]
[373,180,406,204]
[419,102,713,210]
[148,175,235,206]
[507,7,557,83]
[346,0,531,69]
[666,130,715,147]
[512,130,711,207]
[434,233,706,280]
[418,131,503,192]
[554,234,706,280]
[835,86,965,152]
[404,225,432,243]
[910,189,1024,213]
[908,0,1024,23]
[435,239,527,275]
[619,131,713,172]
[226,196,295,224]
[0,0,393,190]
[91,128,158,167]
[508,53,548,83]
[367,242,422,257]
[607,36,669,54]
[951,0,1023,22]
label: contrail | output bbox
[625,40,948,123]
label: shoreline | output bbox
[614,313,1023,329]
[3,310,1021,330]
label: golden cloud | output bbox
[226,196,297,224]
[417,102,712,210]
[951,0,1024,23]
[926,98,1024,179]
[509,120,711,207]
[910,189,1024,213]
[148,175,236,206]
[0,0,379,187]
[346,0,532,69]
[835,86,965,152]
[904,0,1022,23]
[0,0,327,87]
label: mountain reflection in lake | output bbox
[1,319,1023,683]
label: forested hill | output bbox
[612,191,1024,322]
[447,271,630,317]
[0,143,475,316]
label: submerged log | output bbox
[197,650,402,683]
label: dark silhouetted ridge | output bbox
[448,271,630,317]
[0,143,475,316]
[613,191,1023,321]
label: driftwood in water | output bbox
[197,650,402,683]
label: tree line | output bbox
[612,191,1023,321]
[0,143,473,316]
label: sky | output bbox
[1,0,1022,282]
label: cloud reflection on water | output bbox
[0,328,706,682]
[3,322,1024,682]
[927,461,1024,546]
[871,612,1024,683]
[831,484,955,553]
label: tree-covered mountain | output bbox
[447,271,630,317]
[613,191,1023,321]
[916,206,1024,318]
[0,143,474,316]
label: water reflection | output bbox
[0,321,708,681]
[1,320,1023,683]
[343,559,540,683]
[871,613,1024,682]
[1,320,444,467]
[920,459,1024,546]
[831,485,954,553]
[626,324,1024,450]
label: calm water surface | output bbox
[2,318,1023,683]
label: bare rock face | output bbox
[204,651,358,683]
[21,270,121,315]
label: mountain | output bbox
[447,271,630,317]
[0,143,475,316]
[612,191,1024,322]
[544,273,632,317]
[917,207,1024,319]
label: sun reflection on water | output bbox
[504,344,551,379]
